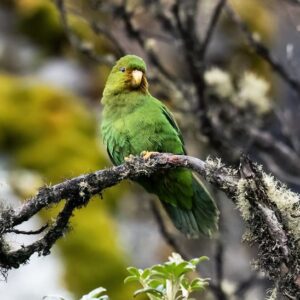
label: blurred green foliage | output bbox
[60,199,134,299]
[229,0,276,41]
[14,0,66,53]
[0,74,102,179]
[13,0,114,58]
[224,0,277,81]
[0,73,134,300]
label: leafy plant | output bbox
[43,287,110,300]
[124,253,209,300]
[43,253,209,300]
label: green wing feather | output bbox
[160,105,187,153]
[102,95,218,237]
[151,102,219,236]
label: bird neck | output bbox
[102,91,149,120]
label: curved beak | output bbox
[131,70,143,87]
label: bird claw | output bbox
[141,151,159,160]
[124,154,135,162]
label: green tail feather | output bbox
[161,177,219,238]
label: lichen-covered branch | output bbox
[0,153,299,298]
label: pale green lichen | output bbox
[220,279,236,295]
[236,72,271,114]
[236,179,252,220]
[204,157,222,183]
[242,229,254,243]
[145,38,156,51]
[204,68,271,114]
[263,172,300,241]
[204,157,238,194]
[204,68,234,98]
[205,156,239,177]
[205,156,224,169]
[265,287,277,300]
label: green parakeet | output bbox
[101,55,218,237]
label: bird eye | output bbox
[119,67,126,73]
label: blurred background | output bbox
[0,0,300,299]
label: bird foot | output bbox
[141,151,159,160]
[124,154,135,162]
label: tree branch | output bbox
[54,0,116,65]
[199,0,227,59]
[225,4,300,96]
[0,153,299,297]
[4,224,48,235]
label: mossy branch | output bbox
[0,153,299,297]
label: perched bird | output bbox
[101,54,218,237]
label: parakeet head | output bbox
[102,55,148,97]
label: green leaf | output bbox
[124,275,138,284]
[198,256,209,263]
[189,256,209,266]
[164,262,176,274]
[80,287,110,300]
[147,279,165,289]
[141,268,151,279]
[127,267,141,277]
[133,288,163,298]
[174,262,194,277]
[190,278,209,291]
[179,277,189,290]
[151,265,169,277]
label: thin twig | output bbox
[250,128,300,171]
[225,4,300,96]
[211,239,228,300]
[150,199,189,261]
[199,0,227,58]
[120,0,176,83]
[89,21,126,57]
[54,0,116,65]
[1,199,79,269]
[234,274,267,297]
[4,224,48,235]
